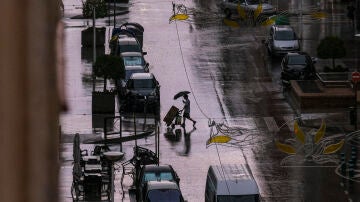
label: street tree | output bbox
[93,54,125,92]
[316,36,346,70]
[82,0,107,18]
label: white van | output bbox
[205,164,260,202]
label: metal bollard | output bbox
[351,151,357,161]
[348,162,355,193]
[340,152,346,175]
[349,107,356,125]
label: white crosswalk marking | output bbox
[263,117,279,133]
[283,115,296,131]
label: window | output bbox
[143,173,157,182]
[288,55,307,66]
[123,56,144,66]
[146,190,182,202]
[247,0,260,5]
[133,79,155,89]
[118,45,141,53]
[275,30,296,40]
[229,0,240,3]
[142,172,174,182]
[160,172,174,181]
[205,176,215,202]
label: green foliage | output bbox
[317,36,346,69]
[82,0,107,18]
[94,54,125,80]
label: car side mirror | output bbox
[176,177,180,183]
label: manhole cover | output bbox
[296,80,322,93]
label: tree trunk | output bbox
[104,76,107,91]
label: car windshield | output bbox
[217,195,259,202]
[118,45,141,53]
[123,56,144,66]
[275,30,296,40]
[143,172,174,182]
[146,189,182,202]
[247,0,269,5]
[128,79,155,89]
[287,55,307,65]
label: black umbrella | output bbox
[173,91,190,100]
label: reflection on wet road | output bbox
[60,0,359,201]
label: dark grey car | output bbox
[121,73,160,113]
[144,181,185,202]
[136,164,180,202]
[281,52,317,86]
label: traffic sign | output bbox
[352,71,360,83]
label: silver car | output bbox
[121,52,149,74]
[219,0,276,17]
[265,25,300,56]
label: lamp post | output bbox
[113,0,116,28]
[299,0,303,40]
[356,0,360,36]
[352,72,360,130]
[92,5,96,92]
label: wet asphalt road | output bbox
[60,0,359,201]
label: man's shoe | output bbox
[193,121,196,127]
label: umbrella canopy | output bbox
[173,91,190,100]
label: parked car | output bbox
[280,52,317,86]
[110,34,145,56]
[120,73,160,113]
[111,22,144,47]
[117,51,150,95]
[121,52,149,73]
[136,164,180,202]
[117,66,147,96]
[205,164,260,202]
[265,25,300,56]
[219,0,276,17]
[143,181,185,202]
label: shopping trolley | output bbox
[163,106,183,129]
